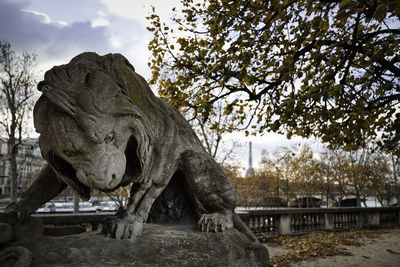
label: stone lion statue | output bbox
[4,52,256,241]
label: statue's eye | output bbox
[104,132,115,143]
[63,150,78,157]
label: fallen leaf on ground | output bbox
[386,249,400,255]
[262,229,383,267]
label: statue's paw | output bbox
[102,214,143,240]
[198,212,233,233]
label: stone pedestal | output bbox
[4,224,270,266]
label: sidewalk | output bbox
[264,228,400,267]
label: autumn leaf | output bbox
[146,0,400,155]
[264,229,382,266]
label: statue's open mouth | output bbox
[47,135,142,200]
[49,153,91,200]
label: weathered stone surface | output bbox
[0,223,13,245]
[4,52,259,243]
[1,52,268,265]
[0,246,32,267]
[13,217,43,242]
[7,224,269,266]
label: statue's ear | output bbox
[109,56,132,97]
[33,96,49,134]
[39,83,77,118]
[102,53,135,97]
[112,65,130,97]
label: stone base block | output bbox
[7,223,270,266]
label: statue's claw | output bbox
[102,214,143,240]
[198,213,233,233]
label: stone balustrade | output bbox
[238,207,400,237]
[1,207,393,237]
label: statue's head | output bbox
[34,52,152,200]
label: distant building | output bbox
[245,141,255,177]
[0,138,46,199]
[0,137,7,155]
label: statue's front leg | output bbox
[180,151,236,233]
[102,182,164,239]
[4,164,66,224]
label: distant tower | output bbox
[245,141,254,177]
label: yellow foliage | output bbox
[146,0,400,154]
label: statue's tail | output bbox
[232,211,259,244]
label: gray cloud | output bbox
[0,0,113,67]
[0,0,149,77]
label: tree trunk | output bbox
[362,198,368,207]
[326,186,329,208]
[356,191,361,207]
[10,150,18,202]
[393,156,400,207]
[0,40,36,204]
[8,133,18,202]
[397,189,400,207]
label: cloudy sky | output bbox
[0,0,179,77]
[0,0,318,168]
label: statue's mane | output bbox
[34,52,163,128]
[34,52,159,184]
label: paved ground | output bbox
[264,228,400,267]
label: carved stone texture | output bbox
[0,223,13,245]
[4,52,257,241]
[0,246,32,267]
[0,51,269,265]
[0,216,41,267]
[12,217,43,242]
[3,52,262,249]
[5,224,269,266]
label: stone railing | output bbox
[238,207,400,237]
[32,213,110,231]
[1,207,395,237]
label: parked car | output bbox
[36,201,97,213]
[37,202,57,213]
[96,201,119,212]
[0,203,7,212]
[79,201,97,213]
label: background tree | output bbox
[325,149,351,206]
[283,145,322,207]
[192,107,244,165]
[389,153,400,206]
[319,150,340,207]
[0,40,36,201]
[225,144,392,208]
[320,146,390,207]
[106,186,130,209]
[346,149,384,206]
[147,0,400,153]
[224,159,280,207]
[262,147,296,206]
[254,157,281,206]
